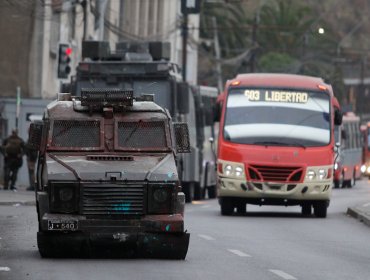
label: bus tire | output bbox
[301,203,312,216]
[236,202,246,215]
[313,201,327,218]
[220,198,234,216]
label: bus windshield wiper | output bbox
[253,141,306,148]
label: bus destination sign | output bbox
[244,90,308,103]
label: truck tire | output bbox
[220,197,234,216]
[313,201,327,218]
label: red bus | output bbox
[361,122,370,178]
[216,73,342,218]
[333,112,363,188]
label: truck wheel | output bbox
[313,201,328,218]
[207,185,217,199]
[301,203,312,216]
[220,198,234,216]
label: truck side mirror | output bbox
[334,108,343,126]
[177,82,190,114]
[28,122,44,150]
[174,123,190,153]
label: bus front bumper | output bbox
[217,177,332,202]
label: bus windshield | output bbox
[224,88,331,147]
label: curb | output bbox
[347,207,370,227]
[0,201,36,206]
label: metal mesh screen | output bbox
[51,120,100,147]
[117,121,167,149]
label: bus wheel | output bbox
[220,198,234,216]
[301,204,312,216]
[313,201,327,218]
[236,202,246,215]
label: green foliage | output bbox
[258,52,299,73]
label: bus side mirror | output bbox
[28,122,44,150]
[334,109,343,125]
[177,82,190,114]
[174,122,190,153]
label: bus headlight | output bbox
[318,169,327,180]
[220,161,245,179]
[224,165,233,176]
[306,170,316,180]
[361,165,366,173]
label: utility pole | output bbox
[80,0,88,42]
[181,13,188,82]
[181,0,201,82]
[212,17,223,92]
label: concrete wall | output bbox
[0,1,35,98]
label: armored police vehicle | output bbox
[62,41,218,202]
[29,89,190,258]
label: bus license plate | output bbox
[48,220,78,231]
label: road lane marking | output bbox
[362,202,370,207]
[0,267,10,272]
[228,249,251,257]
[201,205,211,208]
[198,234,215,241]
[269,270,296,280]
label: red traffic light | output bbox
[65,47,72,56]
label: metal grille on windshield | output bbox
[117,121,167,149]
[82,183,145,216]
[51,120,101,148]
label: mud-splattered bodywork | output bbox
[34,93,190,259]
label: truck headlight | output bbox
[50,182,79,213]
[148,184,174,214]
[224,165,233,176]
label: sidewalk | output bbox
[347,203,370,227]
[0,184,36,206]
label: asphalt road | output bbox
[0,179,370,280]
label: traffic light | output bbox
[57,43,72,79]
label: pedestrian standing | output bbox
[25,138,38,191]
[1,129,25,190]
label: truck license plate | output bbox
[48,220,78,231]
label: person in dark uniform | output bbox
[25,138,38,191]
[1,129,25,190]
